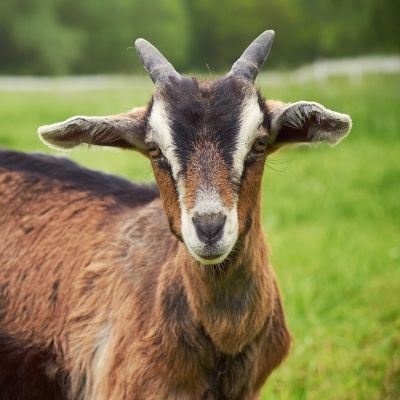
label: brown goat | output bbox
[0,31,351,399]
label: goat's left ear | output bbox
[266,100,352,154]
[38,106,148,154]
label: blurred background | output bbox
[0,0,399,74]
[0,1,399,399]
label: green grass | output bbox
[1,74,399,399]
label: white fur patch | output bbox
[194,187,224,215]
[91,324,113,399]
[148,99,182,181]
[181,187,238,265]
[232,92,264,176]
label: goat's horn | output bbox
[228,30,275,81]
[135,38,180,84]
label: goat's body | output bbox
[0,29,352,400]
[0,149,290,399]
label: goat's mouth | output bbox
[193,251,228,265]
[201,253,225,260]
[196,251,227,265]
[186,242,235,266]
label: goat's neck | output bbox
[177,204,275,354]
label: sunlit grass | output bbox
[1,73,399,399]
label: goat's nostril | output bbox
[192,213,226,244]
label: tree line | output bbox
[0,0,398,75]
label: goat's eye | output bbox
[146,143,162,159]
[252,136,268,153]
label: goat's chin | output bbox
[192,252,229,266]
[185,242,236,266]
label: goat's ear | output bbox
[38,106,148,154]
[266,100,352,154]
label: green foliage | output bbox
[0,0,399,74]
[0,0,83,74]
[185,0,304,69]
[0,73,399,397]
[59,0,190,73]
[0,0,190,74]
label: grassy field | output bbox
[1,73,399,399]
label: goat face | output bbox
[145,76,268,264]
[38,30,352,266]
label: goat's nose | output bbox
[192,213,226,244]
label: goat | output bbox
[0,30,351,399]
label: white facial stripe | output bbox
[148,99,182,181]
[233,92,264,176]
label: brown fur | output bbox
[0,148,290,399]
[152,165,183,241]
[184,140,235,210]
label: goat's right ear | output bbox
[38,106,148,154]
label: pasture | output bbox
[0,73,399,399]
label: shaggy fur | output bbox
[0,148,290,399]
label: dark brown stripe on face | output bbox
[184,140,235,210]
[159,76,251,174]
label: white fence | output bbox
[0,55,398,92]
[260,55,400,85]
